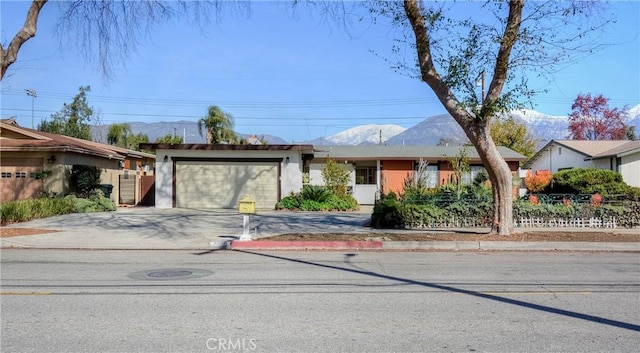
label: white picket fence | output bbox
[515,217,618,228]
[407,217,619,229]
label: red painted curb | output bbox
[230,240,383,249]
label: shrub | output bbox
[326,194,358,211]
[547,168,629,196]
[398,203,443,228]
[279,194,301,210]
[524,170,553,193]
[70,165,102,198]
[276,185,358,212]
[300,199,325,211]
[321,159,351,196]
[1,197,77,225]
[371,194,402,228]
[628,187,640,201]
[301,185,332,203]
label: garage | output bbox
[175,160,279,209]
[0,158,43,202]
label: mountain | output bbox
[90,104,639,148]
[323,124,406,145]
[91,120,288,145]
[384,105,640,147]
[386,114,467,146]
[509,109,569,143]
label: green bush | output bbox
[326,194,358,211]
[547,168,629,196]
[279,194,301,210]
[64,192,116,213]
[371,194,402,228]
[276,186,358,211]
[70,165,102,198]
[300,199,325,211]
[444,201,493,221]
[398,203,443,228]
[1,197,76,225]
[301,185,332,203]
[628,187,640,201]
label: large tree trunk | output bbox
[0,0,48,80]
[467,123,514,235]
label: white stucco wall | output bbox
[309,162,355,189]
[154,149,304,208]
[529,143,592,173]
[620,151,640,187]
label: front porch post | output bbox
[376,159,381,201]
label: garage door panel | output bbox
[176,161,278,209]
[0,158,43,202]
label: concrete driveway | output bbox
[0,207,373,249]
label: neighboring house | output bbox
[524,139,640,187]
[311,145,527,205]
[140,143,315,209]
[0,119,155,204]
[589,140,640,188]
[141,143,527,209]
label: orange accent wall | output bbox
[381,160,413,196]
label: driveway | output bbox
[0,207,373,249]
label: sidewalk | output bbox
[1,207,638,251]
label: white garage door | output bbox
[175,161,279,209]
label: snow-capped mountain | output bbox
[509,109,570,143]
[324,124,406,145]
[90,105,639,147]
[385,114,467,146]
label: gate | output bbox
[119,173,136,205]
[139,175,155,206]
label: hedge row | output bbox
[371,197,640,229]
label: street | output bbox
[1,250,639,353]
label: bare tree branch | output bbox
[403,0,472,126]
[0,0,49,80]
[484,0,524,114]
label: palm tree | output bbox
[197,105,238,144]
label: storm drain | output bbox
[128,268,213,281]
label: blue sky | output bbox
[1,1,639,143]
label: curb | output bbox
[229,240,640,251]
[230,240,383,250]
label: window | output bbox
[15,172,27,179]
[355,167,377,185]
[462,166,486,185]
[414,162,438,188]
[30,173,37,179]
[558,147,562,155]
[1,172,12,178]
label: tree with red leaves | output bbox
[568,94,628,140]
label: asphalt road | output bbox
[1,250,638,353]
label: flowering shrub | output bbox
[524,170,553,193]
[591,193,603,207]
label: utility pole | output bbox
[25,89,36,128]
